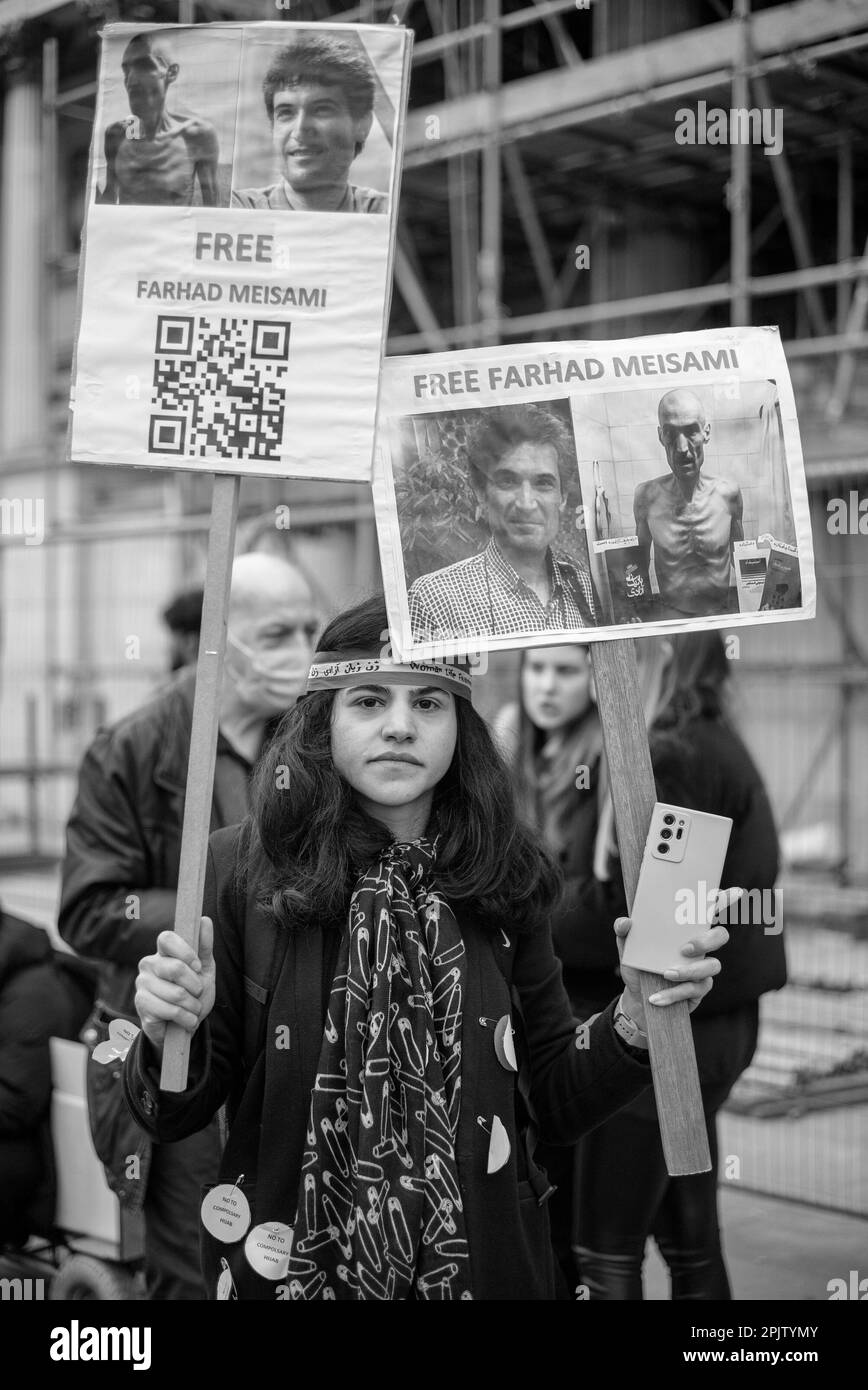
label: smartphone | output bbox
[619,802,733,976]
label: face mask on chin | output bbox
[224,632,310,718]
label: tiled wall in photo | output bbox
[572,380,792,596]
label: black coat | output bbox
[57,670,274,1204]
[0,912,87,1242]
[551,713,787,1015]
[124,822,653,1300]
[58,669,274,1017]
[59,670,203,1017]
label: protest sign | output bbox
[372,327,814,659]
[375,327,814,1173]
[67,19,412,1093]
[70,20,411,482]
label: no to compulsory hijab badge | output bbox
[201,1179,252,1243]
[202,1179,294,1286]
[245,1222,294,1281]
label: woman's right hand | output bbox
[135,916,216,1057]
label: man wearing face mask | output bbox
[59,551,317,1300]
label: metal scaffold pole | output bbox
[479,0,502,346]
[730,0,752,326]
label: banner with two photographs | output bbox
[70,20,412,482]
[372,328,815,658]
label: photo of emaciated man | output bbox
[633,389,744,618]
[98,32,219,206]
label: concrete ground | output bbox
[645,1187,867,1300]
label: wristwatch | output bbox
[613,995,649,1051]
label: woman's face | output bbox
[330,683,458,826]
[521,646,592,731]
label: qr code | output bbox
[149,315,290,461]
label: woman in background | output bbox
[501,633,786,1299]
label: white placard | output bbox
[372,328,815,658]
[70,20,412,482]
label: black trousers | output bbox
[144,1119,222,1300]
[0,1134,46,1245]
[539,1002,759,1301]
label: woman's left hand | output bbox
[614,887,739,1033]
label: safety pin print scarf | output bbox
[289,838,472,1300]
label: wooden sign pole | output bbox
[160,472,240,1093]
[591,639,711,1176]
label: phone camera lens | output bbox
[657,843,670,854]
[660,828,673,839]
[663,814,675,826]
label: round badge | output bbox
[200,1184,252,1244]
[493,1015,518,1073]
[244,1222,294,1281]
[486,1115,511,1174]
[92,1017,140,1065]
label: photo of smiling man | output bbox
[232,33,389,214]
[407,404,598,643]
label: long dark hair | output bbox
[250,596,560,934]
[649,630,731,735]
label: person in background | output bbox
[162,586,204,673]
[500,633,786,1299]
[59,552,318,1299]
[0,906,92,1245]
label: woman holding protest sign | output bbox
[501,632,785,1300]
[123,596,730,1301]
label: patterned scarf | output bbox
[289,838,471,1300]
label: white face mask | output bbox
[225,632,310,717]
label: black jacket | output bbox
[124,822,653,1300]
[551,714,786,1015]
[0,912,89,1241]
[58,669,270,1017]
[58,670,275,1205]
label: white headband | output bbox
[305,651,472,700]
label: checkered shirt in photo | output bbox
[408,538,598,642]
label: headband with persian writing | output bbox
[305,648,472,700]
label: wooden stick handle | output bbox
[591,639,711,1176]
[160,473,240,1093]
